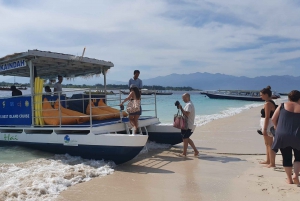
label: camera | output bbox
[175,100,180,109]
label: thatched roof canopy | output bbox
[0,50,114,79]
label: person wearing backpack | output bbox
[259,86,277,168]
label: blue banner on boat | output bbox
[0,96,32,126]
[0,60,26,71]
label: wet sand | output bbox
[58,105,300,201]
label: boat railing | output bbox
[30,88,157,128]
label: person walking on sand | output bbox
[259,86,276,168]
[177,93,199,157]
[272,90,300,185]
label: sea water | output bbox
[0,89,268,200]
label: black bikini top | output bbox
[261,100,276,118]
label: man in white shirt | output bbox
[178,93,199,157]
[53,75,63,93]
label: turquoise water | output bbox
[115,91,264,125]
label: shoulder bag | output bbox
[173,109,188,130]
[126,99,141,113]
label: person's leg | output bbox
[179,129,188,156]
[135,115,140,132]
[129,115,136,134]
[128,115,134,128]
[260,135,270,164]
[292,148,300,184]
[280,147,293,184]
[182,138,189,156]
[266,136,276,168]
[188,138,199,156]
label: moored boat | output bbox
[121,89,154,95]
[201,90,263,101]
[0,50,183,164]
[201,90,280,101]
[155,90,173,95]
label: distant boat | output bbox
[155,90,173,95]
[201,90,280,101]
[121,89,154,95]
[84,90,115,95]
[279,92,289,96]
[0,86,27,91]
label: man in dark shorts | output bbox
[178,93,199,157]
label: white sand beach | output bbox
[57,105,300,201]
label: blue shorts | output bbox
[181,129,193,139]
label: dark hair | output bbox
[58,75,62,78]
[130,86,141,100]
[260,85,272,97]
[288,90,300,102]
[133,70,140,75]
[45,86,51,92]
[10,85,16,90]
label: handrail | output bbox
[0,88,158,128]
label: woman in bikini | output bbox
[259,86,276,168]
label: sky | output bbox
[0,0,300,85]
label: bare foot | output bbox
[194,151,199,157]
[259,161,270,164]
[286,178,293,184]
[292,177,300,184]
[177,153,187,158]
[265,164,276,168]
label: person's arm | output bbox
[140,79,143,89]
[263,102,271,136]
[272,103,281,129]
[120,92,134,105]
[53,83,57,92]
[179,104,190,117]
[128,79,131,89]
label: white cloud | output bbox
[1,0,300,84]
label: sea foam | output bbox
[194,103,264,126]
[160,102,264,126]
[0,154,114,201]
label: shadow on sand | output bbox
[199,153,246,163]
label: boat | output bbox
[84,90,115,95]
[201,90,264,101]
[201,90,280,101]
[120,89,154,95]
[155,90,173,95]
[0,50,185,164]
[279,92,289,96]
[0,86,27,91]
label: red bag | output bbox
[173,110,188,130]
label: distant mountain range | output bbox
[141,72,300,93]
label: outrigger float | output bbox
[0,50,190,164]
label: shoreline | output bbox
[58,101,300,201]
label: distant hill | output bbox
[142,72,300,92]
